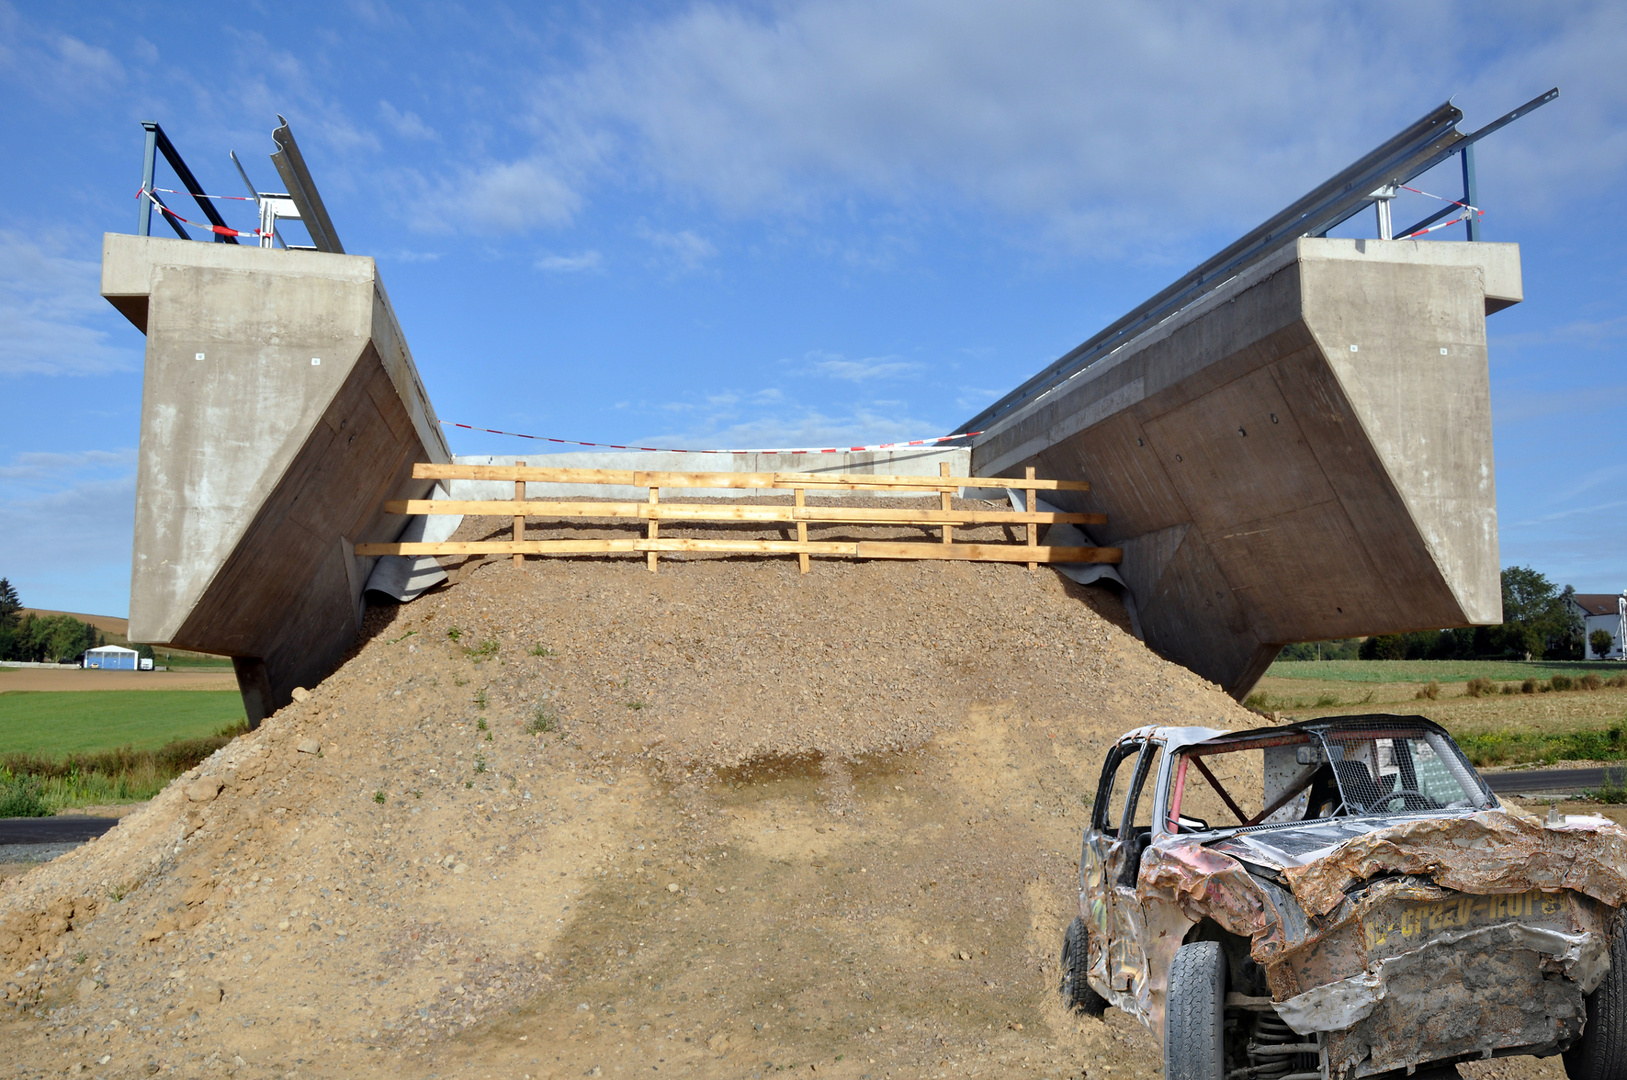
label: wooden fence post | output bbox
[1026,465,1037,571]
[940,461,953,545]
[648,486,660,573]
[513,462,526,568]
[795,487,809,574]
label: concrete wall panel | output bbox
[970,239,1518,698]
[107,234,448,723]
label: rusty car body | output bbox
[1058,715,1627,1080]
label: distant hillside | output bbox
[21,609,127,635]
[18,609,227,663]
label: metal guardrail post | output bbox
[1461,143,1481,242]
[138,122,158,237]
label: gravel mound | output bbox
[2,548,1263,1080]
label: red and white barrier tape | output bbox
[148,187,259,203]
[440,421,983,456]
[138,188,269,240]
[1397,184,1483,239]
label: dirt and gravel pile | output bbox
[0,544,1564,1080]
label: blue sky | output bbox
[1,1,1623,617]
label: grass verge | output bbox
[0,723,249,815]
[1266,659,1627,684]
[0,690,245,757]
[1455,724,1627,769]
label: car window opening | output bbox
[1165,721,1491,835]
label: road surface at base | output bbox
[0,816,121,845]
[1486,766,1624,795]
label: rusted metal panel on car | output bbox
[1312,921,1599,1079]
[1139,845,1276,943]
[1283,811,1627,917]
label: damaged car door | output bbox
[1082,734,1163,1017]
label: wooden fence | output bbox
[354,462,1121,574]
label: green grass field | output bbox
[0,691,245,757]
[1266,658,1625,683]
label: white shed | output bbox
[83,645,140,670]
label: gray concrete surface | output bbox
[103,233,450,724]
[972,238,1520,699]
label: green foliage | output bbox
[446,626,462,643]
[0,728,247,813]
[463,638,499,661]
[0,612,101,663]
[473,689,488,711]
[526,705,557,734]
[0,578,19,625]
[1277,639,1362,661]
[1592,768,1627,805]
[1499,566,1584,659]
[528,644,553,657]
[373,790,386,804]
[474,753,487,774]
[1592,629,1617,660]
[0,769,49,817]
[1457,724,1627,769]
[476,717,488,731]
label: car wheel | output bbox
[1165,940,1226,1080]
[1565,919,1627,1080]
[1060,917,1107,1016]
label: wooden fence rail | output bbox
[354,463,1121,574]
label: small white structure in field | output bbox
[1569,593,1627,660]
[83,645,140,670]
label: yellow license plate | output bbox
[1364,890,1566,951]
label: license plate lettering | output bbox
[1365,890,1557,951]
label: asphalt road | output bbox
[1484,766,1627,794]
[0,816,121,845]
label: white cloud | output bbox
[802,352,920,381]
[0,449,136,481]
[535,249,604,273]
[457,1,1621,251]
[379,99,439,141]
[454,158,582,232]
[0,232,142,377]
[635,225,717,272]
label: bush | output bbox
[1592,629,1616,660]
[1466,677,1494,698]
[1583,673,1603,691]
[1551,674,1574,692]
[1607,674,1627,690]
[0,770,50,817]
[1416,680,1441,701]
[1522,678,1538,694]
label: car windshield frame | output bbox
[1158,717,1496,838]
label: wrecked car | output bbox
[1058,715,1627,1080]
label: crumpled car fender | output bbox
[1284,811,1627,918]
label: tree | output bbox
[0,577,19,624]
[0,578,20,661]
[1495,567,1583,660]
[1593,629,1617,660]
[1360,634,1407,660]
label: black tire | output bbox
[1165,940,1226,1080]
[1060,917,1108,1017]
[1565,919,1627,1080]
